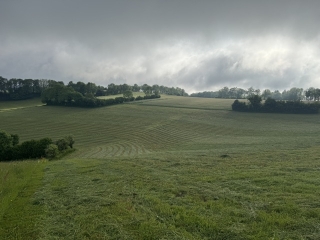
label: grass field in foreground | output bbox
[0,160,47,239]
[1,96,320,239]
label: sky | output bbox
[1,0,320,94]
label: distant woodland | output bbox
[2,76,320,113]
[191,86,320,101]
[232,95,320,114]
[0,76,188,101]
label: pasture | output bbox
[0,98,44,111]
[1,96,320,239]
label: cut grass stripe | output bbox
[0,160,47,239]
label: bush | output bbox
[55,138,69,151]
[114,97,125,103]
[65,136,75,148]
[16,138,53,159]
[45,144,59,159]
[135,96,144,101]
[232,100,248,111]
[0,130,74,161]
[143,94,161,100]
[18,140,38,159]
[36,138,53,156]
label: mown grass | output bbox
[0,160,47,239]
[1,96,319,157]
[34,148,320,239]
[1,96,320,239]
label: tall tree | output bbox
[247,94,262,110]
[123,90,133,99]
[261,89,271,100]
[218,87,229,98]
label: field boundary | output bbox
[0,104,45,112]
[131,102,232,111]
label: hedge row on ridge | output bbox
[41,83,160,108]
[232,96,320,114]
[0,130,74,161]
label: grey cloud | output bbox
[1,0,320,93]
[174,40,320,92]
[2,1,320,41]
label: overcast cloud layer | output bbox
[1,0,320,93]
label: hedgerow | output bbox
[232,96,320,114]
[41,83,161,108]
[0,130,74,161]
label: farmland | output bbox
[1,96,320,239]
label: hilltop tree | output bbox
[305,87,315,101]
[305,87,320,101]
[107,83,118,95]
[120,84,131,93]
[132,84,140,92]
[152,84,160,94]
[271,90,282,100]
[218,87,229,98]
[315,89,320,101]
[248,94,262,110]
[142,84,152,96]
[247,87,255,97]
[283,87,303,101]
[261,89,272,100]
[86,82,98,95]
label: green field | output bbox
[0,98,44,111]
[97,92,146,100]
[1,96,320,239]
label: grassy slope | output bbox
[1,96,320,239]
[0,160,47,239]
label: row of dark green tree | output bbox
[0,77,57,100]
[191,86,320,101]
[0,130,74,161]
[41,82,160,108]
[106,83,188,96]
[0,76,187,100]
[232,95,320,114]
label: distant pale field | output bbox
[132,95,236,111]
[97,91,145,99]
[1,96,320,239]
[99,94,236,110]
[0,98,43,110]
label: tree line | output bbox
[191,86,320,101]
[0,129,74,161]
[232,95,320,114]
[0,76,188,101]
[0,77,56,100]
[41,82,161,108]
[105,83,188,96]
